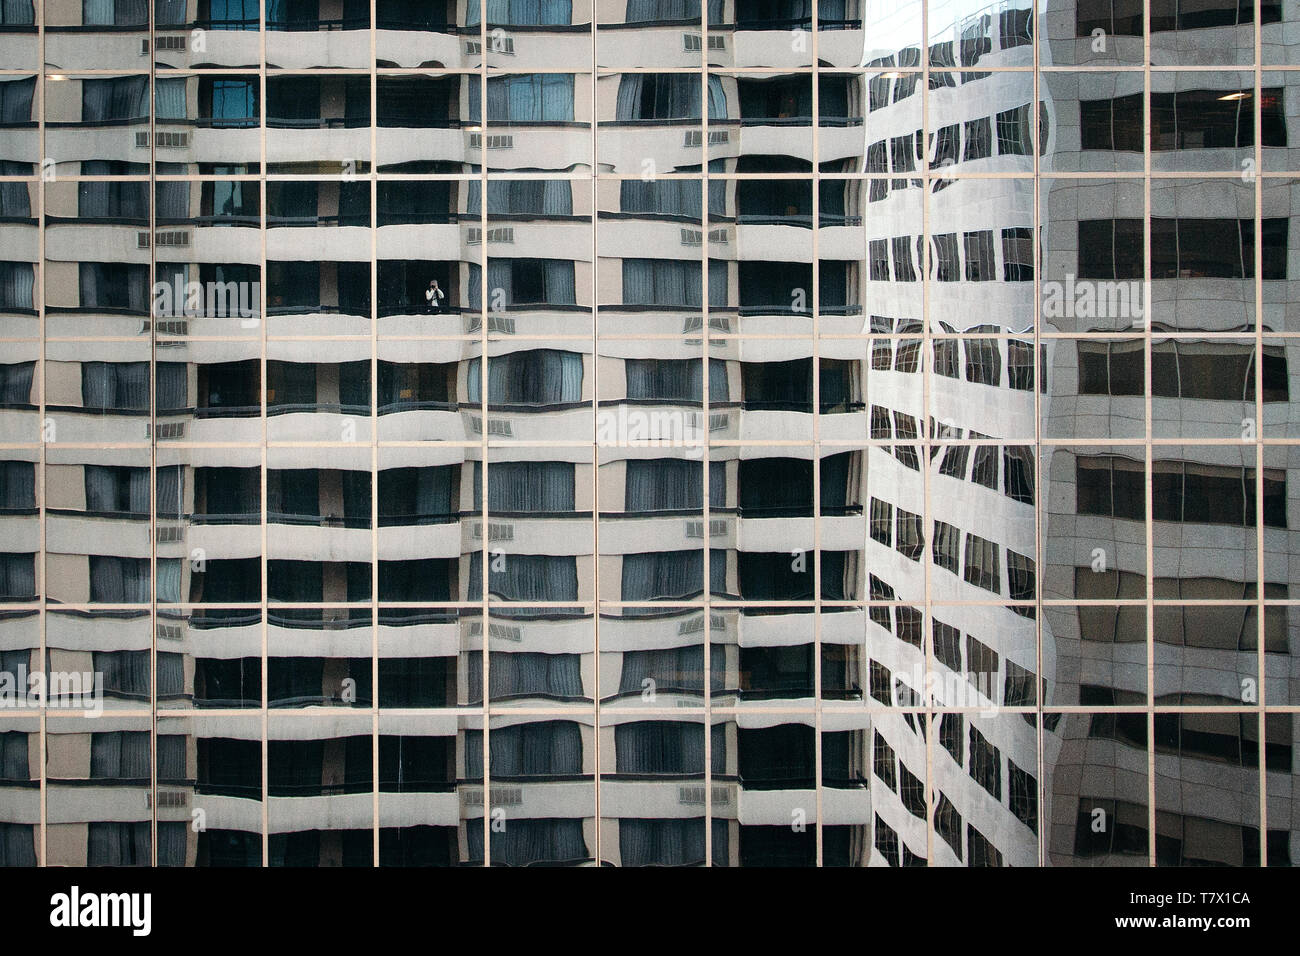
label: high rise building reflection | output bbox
[0,0,1295,867]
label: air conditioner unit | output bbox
[486,418,512,436]
[155,525,185,543]
[462,786,523,807]
[707,35,725,50]
[156,34,186,50]
[139,38,150,55]
[136,231,150,249]
[135,131,150,148]
[466,226,482,244]
[154,319,189,336]
[156,131,189,148]
[156,622,185,641]
[150,422,186,440]
[487,622,521,641]
[488,35,515,54]
[680,228,702,246]
[465,40,481,54]
[683,130,702,147]
[467,133,514,150]
[486,226,513,243]
[147,789,191,809]
[155,229,191,247]
[708,227,728,244]
[683,33,702,51]
[487,314,515,334]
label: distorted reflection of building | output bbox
[0,0,1297,868]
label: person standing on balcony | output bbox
[425,279,446,314]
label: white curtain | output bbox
[620,818,707,867]
[156,558,182,603]
[91,731,151,779]
[468,350,583,405]
[0,263,34,310]
[0,360,33,402]
[155,181,190,220]
[0,824,35,866]
[0,461,34,509]
[0,0,35,24]
[625,459,706,512]
[468,552,578,603]
[90,556,151,603]
[615,720,704,774]
[0,554,34,599]
[154,77,187,121]
[87,822,150,866]
[94,650,151,695]
[466,651,583,701]
[0,731,27,780]
[476,460,575,512]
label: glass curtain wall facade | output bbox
[0,0,1297,866]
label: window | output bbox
[471,258,578,308]
[971,443,998,489]
[615,73,726,121]
[932,233,960,281]
[1080,93,1144,152]
[934,792,962,859]
[932,521,961,574]
[968,725,1001,800]
[939,712,964,764]
[1007,340,1035,390]
[1008,761,1039,834]
[956,231,994,283]
[621,258,725,308]
[470,73,575,124]
[0,362,33,404]
[868,239,890,281]
[892,412,919,470]
[614,721,704,775]
[1150,88,1286,151]
[469,721,583,777]
[964,337,1001,384]
[1000,5,1031,46]
[467,350,583,406]
[873,816,900,867]
[996,103,1033,155]
[891,236,917,282]
[1002,445,1034,503]
[1001,227,1033,281]
[933,620,962,672]
[869,497,892,546]
[966,636,999,699]
[466,0,572,24]
[963,533,1000,594]
[872,731,896,791]
[939,443,969,480]
[1006,550,1035,614]
[869,660,892,706]
[1004,660,1038,708]
[967,825,1004,867]
[895,507,923,562]
[1076,455,1145,520]
[899,762,926,819]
